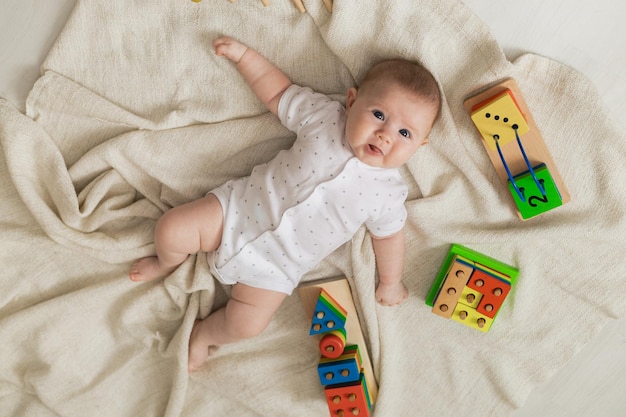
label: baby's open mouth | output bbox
[368,144,383,155]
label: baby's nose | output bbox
[376,128,392,143]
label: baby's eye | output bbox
[399,129,411,138]
[372,110,384,120]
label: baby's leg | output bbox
[188,283,287,371]
[129,194,223,282]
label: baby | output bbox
[129,37,441,371]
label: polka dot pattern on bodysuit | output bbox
[209,85,408,295]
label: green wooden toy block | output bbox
[426,244,519,307]
[426,244,519,332]
[508,163,562,220]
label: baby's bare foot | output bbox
[128,256,174,282]
[188,320,218,372]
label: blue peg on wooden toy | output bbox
[508,163,562,219]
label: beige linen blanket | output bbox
[1,0,624,416]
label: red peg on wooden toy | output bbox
[319,329,347,359]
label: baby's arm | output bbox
[372,230,409,306]
[213,37,292,115]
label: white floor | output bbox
[464,0,626,130]
[1,1,625,415]
[0,1,77,112]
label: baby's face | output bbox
[344,81,437,168]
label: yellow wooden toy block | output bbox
[474,262,511,282]
[470,89,529,151]
[458,286,482,309]
[451,303,494,333]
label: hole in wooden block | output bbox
[470,89,529,150]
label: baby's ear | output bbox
[345,87,358,111]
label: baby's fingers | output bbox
[213,36,232,47]
[213,37,247,62]
[213,37,230,55]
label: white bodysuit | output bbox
[209,85,408,294]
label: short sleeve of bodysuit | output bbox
[278,84,341,135]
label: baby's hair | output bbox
[360,59,442,122]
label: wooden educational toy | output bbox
[324,372,372,417]
[299,278,377,416]
[318,345,362,386]
[464,79,570,220]
[310,289,348,335]
[319,329,347,359]
[426,244,519,332]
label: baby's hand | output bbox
[375,282,408,306]
[213,36,249,63]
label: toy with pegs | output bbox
[318,345,363,386]
[319,329,347,359]
[324,372,372,417]
[426,244,519,332]
[310,289,348,335]
[191,0,333,13]
[464,79,570,220]
[299,278,377,416]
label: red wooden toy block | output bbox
[467,268,511,318]
[324,373,371,417]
